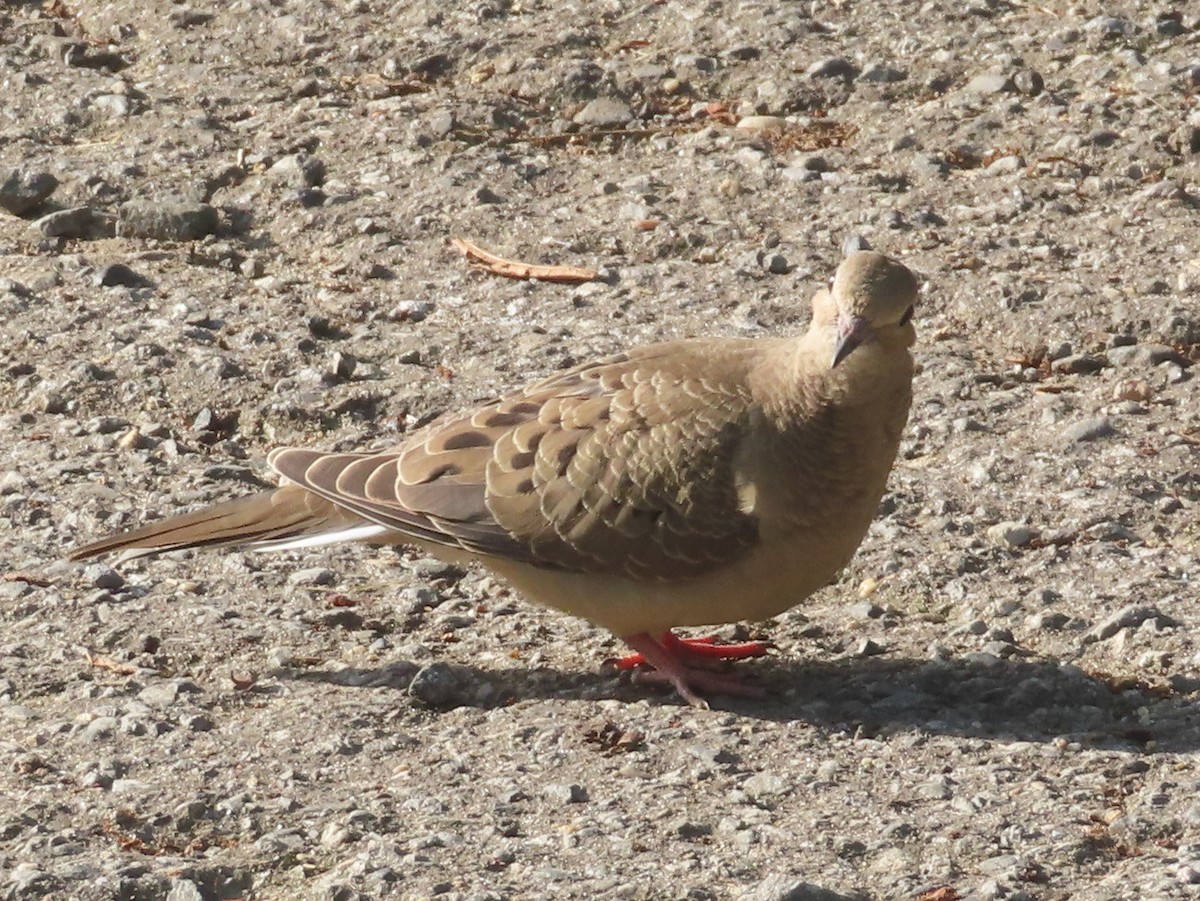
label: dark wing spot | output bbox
[420,462,462,482]
[440,430,493,450]
[516,477,534,494]
[483,410,535,428]
[899,305,914,327]
[556,443,577,473]
[509,451,535,469]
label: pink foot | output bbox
[611,631,770,708]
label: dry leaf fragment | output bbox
[450,238,597,283]
[83,650,137,675]
[917,888,960,901]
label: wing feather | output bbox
[265,341,766,580]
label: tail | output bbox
[69,485,385,561]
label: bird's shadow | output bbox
[275,653,1200,753]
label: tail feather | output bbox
[69,486,364,561]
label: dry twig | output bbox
[451,238,597,283]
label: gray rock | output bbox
[1085,605,1181,642]
[806,57,859,80]
[859,63,906,83]
[268,153,326,189]
[1159,308,1200,347]
[1026,611,1070,632]
[95,263,149,288]
[117,200,219,240]
[83,563,125,591]
[573,98,633,127]
[92,93,132,118]
[742,771,788,796]
[1061,416,1116,443]
[736,115,787,131]
[166,879,205,901]
[81,716,119,741]
[0,168,58,215]
[1012,69,1044,96]
[1106,343,1188,368]
[35,206,117,239]
[1050,353,1106,375]
[781,166,820,183]
[542,783,587,804]
[842,234,872,255]
[288,567,337,586]
[738,874,861,901]
[850,637,886,657]
[987,522,1038,548]
[408,662,469,708]
[138,683,180,709]
[1085,15,1133,36]
[963,72,1013,95]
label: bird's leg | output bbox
[611,630,771,671]
[614,631,767,708]
[660,631,773,662]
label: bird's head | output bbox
[820,251,919,368]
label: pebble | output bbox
[0,168,58,215]
[806,57,858,80]
[1012,69,1044,96]
[736,115,787,131]
[80,716,119,742]
[95,262,149,288]
[83,563,125,591]
[288,567,337,586]
[742,772,788,797]
[117,199,219,241]
[1026,611,1070,632]
[842,234,872,254]
[1061,416,1116,443]
[573,98,633,127]
[850,637,886,657]
[737,875,849,901]
[1050,354,1105,376]
[963,72,1013,95]
[986,522,1038,549]
[859,63,906,83]
[542,783,587,804]
[764,253,789,275]
[138,683,180,709]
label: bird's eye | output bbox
[899,305,914,326]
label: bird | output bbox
[70,250,919,707]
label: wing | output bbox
[269,340,766,580]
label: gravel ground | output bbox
[3,1,1200,899]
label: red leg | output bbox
[611,630,771,670]
[612,631,768,708]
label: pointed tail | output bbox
[69,486,373,561]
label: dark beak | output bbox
[831,313,871,367]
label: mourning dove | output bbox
[71,251,919,707]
